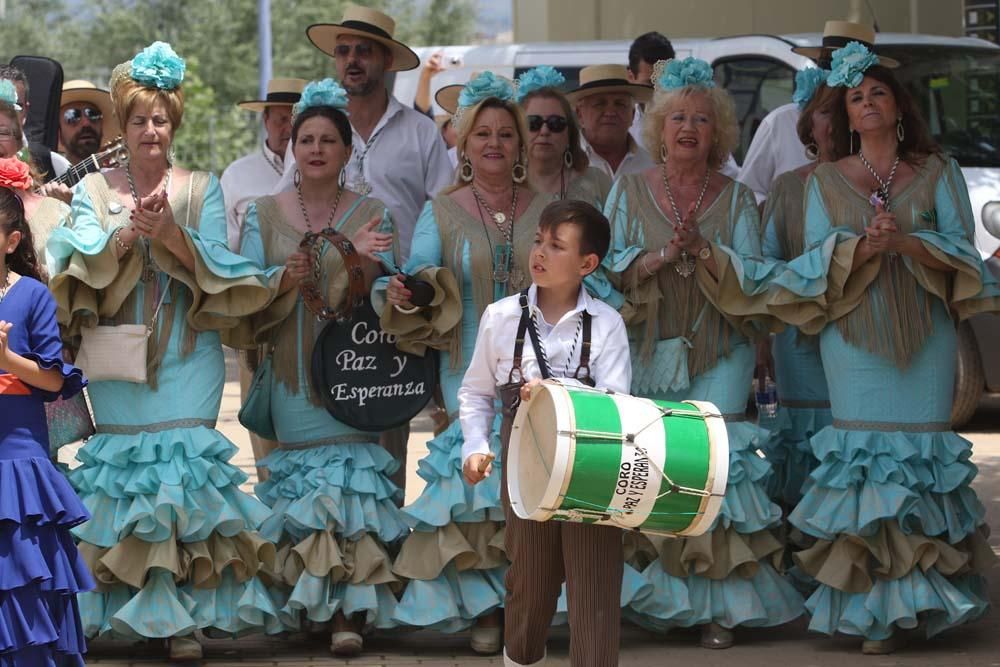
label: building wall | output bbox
[512,0,965,43]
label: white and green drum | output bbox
[508,379,729,537]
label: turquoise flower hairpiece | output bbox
[0,80,21,111]
[515,66,565,103]
[827,41,879,88]
[653,57,715,93]
[458,71,516,110]
[293,78,349,116]
[793,67,830,110]
[130,41,186,90]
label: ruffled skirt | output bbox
[0,456,94,665]
[789,427,994,640]
[70,426,282,639]
[390,418,508,631]
[256,442,409,630]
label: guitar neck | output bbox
[53,154,100,188]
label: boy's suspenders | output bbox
[507,289,594,388]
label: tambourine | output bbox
[298,228,366,321]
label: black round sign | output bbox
[311,300,437,432]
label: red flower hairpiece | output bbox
[0,156,32,191]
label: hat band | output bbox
[266,92,300,103]
[576,78,638,90]
[340,20,392,40]
[822,35,874,50]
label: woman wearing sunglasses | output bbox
[516,66,611,208]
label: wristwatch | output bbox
[697,243,712,260]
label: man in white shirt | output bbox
[738,20,894,204]
[277,6,453,263]
[568,65,654,180]
[220,78,304,251]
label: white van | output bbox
[393,33,1000,423]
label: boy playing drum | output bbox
[461,200,632,666]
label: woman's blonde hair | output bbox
[112,77,184,136]
[446,96,532,194]
[643,85,738,170]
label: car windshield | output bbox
[878,45,1000,167]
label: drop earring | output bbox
[460,156,474,182]
[896,116,905,143]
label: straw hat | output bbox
[792,20,899,68]
[237,78,307,112]
[435,72,520,115]
[60,80,114,124]
[566,65,653,105]
[307,5,419,72]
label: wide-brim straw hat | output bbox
[238,78,307,112]
[792,20,899,68]
[566,65,653,105]
[435,71,520,115]
[60,80,114,124]
[307,5,419,72]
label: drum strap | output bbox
[512,290,594,386]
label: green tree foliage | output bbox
[0,0,476,172]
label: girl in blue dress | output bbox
[0,185,93,666]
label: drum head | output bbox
[311,301,437,432]
[508,381,573,521]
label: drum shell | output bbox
[507,380,728,537]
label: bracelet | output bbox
[394,303,421,315]
[640,254,655,278]
[113,227,133,252]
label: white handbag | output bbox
[75,278,172,384]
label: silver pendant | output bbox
[493,266,509,283]
[108,201,123,215]
[351,177,372,196]
[675,251,696,278]
[493,212,507,225]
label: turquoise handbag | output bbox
[238,350,277,441]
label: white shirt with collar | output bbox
[737,102,810,205]
[458,283,632,464]
[220,142,285,251]
[581,133,655,181]
[276,94,454,263]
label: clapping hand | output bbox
[865,202,900,254]
[0,320,12,365]
[673,202,708,252]
[351,216,393,261]
[130,191,178,242]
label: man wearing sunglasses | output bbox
[0,65,71,183]
[59,80,112,167]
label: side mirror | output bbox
[984,201,1000,240]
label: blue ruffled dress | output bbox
[765,156,999,641]
[239,196,408,631]
[759,170,831,506]
[603,173,805,632]
[47,172,284,641]
[0,276,92,666]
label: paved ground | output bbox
[63,354,1000,665]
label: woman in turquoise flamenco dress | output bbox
[757,69,835,509]
[603,58,805,650]
[47,43,283,661]
[764,42,999,654]
[236,79,407,658]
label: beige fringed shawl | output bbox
[765,170,809,260]
[82,173,210,389]
[811,156,947,369]
[611,174,759,377]
[255,195,388,404]
[430,193,547,369]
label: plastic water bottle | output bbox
[754,376,778,419]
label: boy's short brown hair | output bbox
[537,199,611,265]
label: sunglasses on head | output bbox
[334,43,374,58]
[527,114,568,133]
[63,107,103,125]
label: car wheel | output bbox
[951,320,984,428]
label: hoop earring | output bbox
[293,168,302,188]
[460,156,474,183]
[849,130,855,155]
[896,117,905,143]
[338,168,346,189]
[512,162,527,184]
[117,145,130,167]
[659,142,667,163]
[804,142,819,161]
[167,145,176,165]
[563,149,573,170]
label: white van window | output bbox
[713,56,795,163]
[877,45,999,168]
